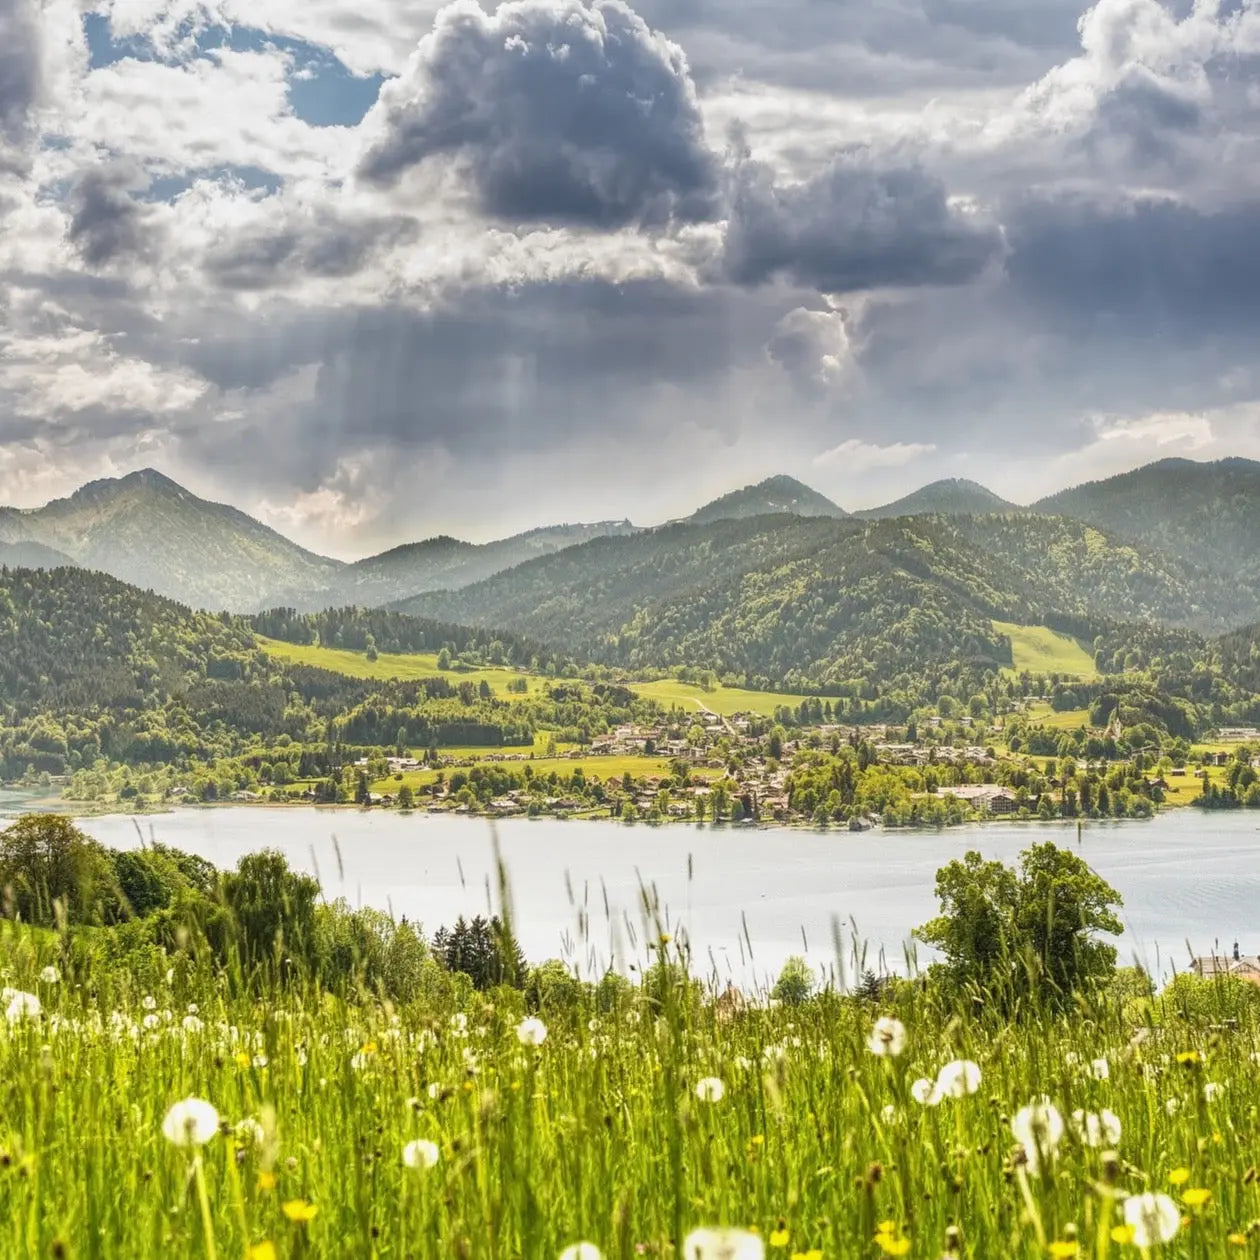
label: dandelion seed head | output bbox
[516,1017,548,1047]
[161,1097,220,1148]
[402,1139,440,1170]
[695,1077,726,1103]
[1123,1193,1181,1247]
[866,1017,906,1058]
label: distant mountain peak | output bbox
[687,475,847,525]
[856,478,1016,520]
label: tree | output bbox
[364,633,379,663]
[397,784,415,810]
[772,955,815,1005]
[0,814,113,926]
[222,850,320,974]
[437,647,452,671]
[915,842,1123,1010]
[433,915,527,990]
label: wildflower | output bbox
[933,1059,982,1100]
[5,991,40,1022]
[791,1253,823,1260]
[1204,1082,1224,1102]
[882,1104,897,1122]
[281,1200,318,1223]
[910,1077,937,1105]
[682,1228,765,1260]
[38,965,60,985]
[246,1244,276,1260]
[1122,1193,1181,1248]
[402,1139,440,1170]
[874,1221,911,1256]
[1091,1057,1110,1081]
[142,995,157,1011]
[695,1077,726,1104]
[866,1017,906,1057]
[1176,1050,1202,1065]
[1183,1188,1212,1209]
[516,1017,548,1047]
[182,1015,204,1034]
[1011,1099,1064,1174]
[235,1052,251,1069]
[558,1246,604,1260]
[162,1098,220,1148]
[1049,1243,1078,1259]
[1071,1108,1122,1148]
[449,1013,468,1034]
[1168,1168,1191,1187]
[1165,1097,1181,1116]
[769,1227,790,1247]
[235,1117,265,1147]
[258,1171,277,1192]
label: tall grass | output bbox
[0,904,1254,1259]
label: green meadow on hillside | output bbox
[994,621,1099,678]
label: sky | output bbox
[3,0,1260,556]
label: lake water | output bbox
[19,807,1249,990]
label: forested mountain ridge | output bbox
[1032,458,1260,578]
[0,470,343,611]
[397,512,1257,696]
[856,479,1016,519]
[260,520,639,613]
[684,475,847,525]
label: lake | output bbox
[15,807,1260,989]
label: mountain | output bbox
[397,512,1256,695]
[0,540,77,569]
[856,479,1016,519]
[0,470,343,611]
[684,475,847,525]
[263,520,638,612]
[1033,458,1260,579]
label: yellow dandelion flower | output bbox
[875,1223,910,1256]
[1169,1168,1191,1187]
[257,1171,277,1192]
[770,1228,790,1247]
[1183,1189,1212,1209]
[361,1041,378,1054]
[235,1052,251,1069]
[1049,1243,1078,1258]
[247,1243,276,1260]
[791,1252,823,1260]
[1110,1226,1135,1245]
[1228,1234,1248,1246]
[1176,1051,1203,1065]
[282,1200,318,1224]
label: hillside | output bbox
[857,479,1016,519]
[0,470,343,611]
[399,512,1255,697]
[685,475,847,525]
[1033,458,1260,579]
[262,520,638,612]
[0,541,76,569]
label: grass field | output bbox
[1020,702,1094,731]
[4,910,1259,1257]
[994,620,1098,678]
[630,679,811,718]
[256,637,547,699]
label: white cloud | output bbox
[813,437,936,472]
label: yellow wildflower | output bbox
[1228,1234,1248,1246]
[770,1228,790,1247]
[257,1171,277,1192]
[1183,1189,1212,1209]
[875,1223,911,1257]
[247,1244,276,1260]
[791,1252,823,1260]
[235,1052,251,1069]
[1110,1226,1136,1245]
[1049,1243,1078,1258]
[1168,1169,1191,1187]
[281,1200,318,1224]
[1176,1051,1203,1065]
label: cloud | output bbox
[812,437,936,472]
[0,0,41,149]
[68,162,162,267]
[723,154,1002,293]
[357,0,721,227]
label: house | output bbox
[1218,728,1260,742]
[1192,945,1260,986]
[942,784,1018,815]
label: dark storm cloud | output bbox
[68,165,158,267]
[1005,194,1260,337]
[203,206,418,289]
[0,0,41,150]
[722,156,1003,293]
[358,0,721,227]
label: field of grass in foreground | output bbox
[994,621,1099,679]
[256,637,547,699]
[2,924,1257,1258]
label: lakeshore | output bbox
[31,805,1260,989]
